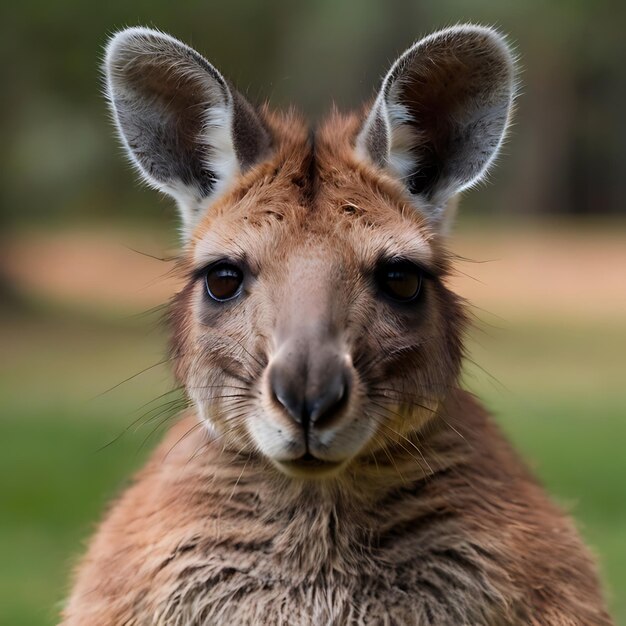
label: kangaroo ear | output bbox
[356,25,515,231]
[104,28,271,237]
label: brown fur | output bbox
[63,104,613,624]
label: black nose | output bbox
[269,350,350,430]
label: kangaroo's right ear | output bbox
[104,28,271,237]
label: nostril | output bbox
[307,375,349,430]
[273,387,302,424]
[270,366,305,425]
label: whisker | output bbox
[228,452,253,502]
[119,302,171,322]
[92,356,177,400]
[355,336,439,376]
[437,414,471,448]
[376,418,434,476]
[368,406,431,476]
[198,324,267,373]
[186,384,255,393]
[188,392,256,402]
[378,440,407,484]
[163,420,208,462]
[123,245,180,263]
[368,394,439,416]
[463,357,507,391]
[138,410,186,453]
[134,386,185,412]
[136,400,190,433]
[97,397,189,452]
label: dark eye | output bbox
[205,262,244,302]
[376,260,423,303]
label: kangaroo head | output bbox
[105,26,515,478]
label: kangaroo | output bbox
[62,25,613,625]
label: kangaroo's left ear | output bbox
[356,25,516,231]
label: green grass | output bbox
[1,308,624,624]
[0,414,150,625]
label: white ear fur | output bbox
[104,27,269,238]
[356,24,516,232]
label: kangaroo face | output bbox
[171,123,465,477]
[105,26,514,477]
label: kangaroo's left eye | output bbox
[205,262,244,302]
[375,260,423,303]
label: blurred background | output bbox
[1,0,625,623]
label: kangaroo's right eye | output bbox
[375,260,423,303]
[205,262,244,302]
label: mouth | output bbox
[275,453,346,478]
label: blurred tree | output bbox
[1,0,624,230]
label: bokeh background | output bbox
[1,1,625,623]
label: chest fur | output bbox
[143,520,507,625]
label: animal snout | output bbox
[269,342,351,432]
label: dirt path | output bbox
[2,224,625,321]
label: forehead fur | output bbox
[190,108,449,274]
